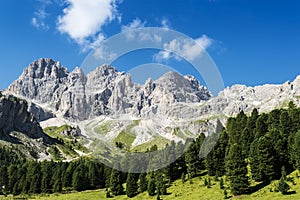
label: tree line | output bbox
[1,101,300,198]
[206,101,300,195]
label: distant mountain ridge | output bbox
[4,58,300,152]
[7,58,212,121]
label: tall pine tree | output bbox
[226,143,249,195]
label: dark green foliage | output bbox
[257,134,277,181]
[184,133,206,180]
[226,143,249,195]
[27,161,41,194]
[0,166,8,194]
[278,166,290,194]
[147,172,156,196]
[278,177,290,194]
[139,173,147,193]
[2,105,300,197]
[206,131,228,177]
[156,172,166,195]
[126,172,139,198]
[156,194,161,200]
[254,114,268,138]
[220,177,224,189]
[204,178,208,186]
[249,138,260,181]
[181,172,185,184]
[207,177,211,188]
[224,189,228,199]
[110,168,124,196]
[72,161,89,192]
[294,131,300,170]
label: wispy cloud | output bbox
[161,18,170,29]
[121,18,146,31]
[31,7,49,30]
[57,0,121,50]
[154,35,213,62]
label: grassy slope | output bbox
[131,136,170,152]
[44,125,89,160]
[113,120,140,148]
[5,170,300,200]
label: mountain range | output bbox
[2,58,300,159]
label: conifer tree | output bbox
[226,143,249,195]
[139,173,147,193]
[0,166,8,194]
[249,138,260,181]
[278,166,290,195]
[147,172,156,196]
[294,131,300,170]
[257,134,277,181]
[126,172,139,198]
[72,162,89,192]
[220,177,224,189]
[156,172,166,195]
[110,168,124,196]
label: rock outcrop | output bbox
[0,91,54,144]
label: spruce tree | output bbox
[185,139,200,178]
[0,166,8,194]
[52,163,63,193]
[156,172,166,195]
[72,164,89,192]
[257,134,277,181]
[278,166,290,195]
[249,138,260,181]
[27,162,41,194]
[147,172,156,196]
[126,172,139,198]
[110,168,124,196]
[220,177,224,189]
[226,143,249,195]
[294,131,300,170]
[139,173,147,193]
[88,161,98,189]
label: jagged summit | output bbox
[91,64,119,76]
[7,59,211,121]
[4,58,300,154]
[23,58,68,79]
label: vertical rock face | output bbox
[0,92,53,144]
[7,58,212,121]
[60,67,87,120]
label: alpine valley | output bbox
[2,58,300,200]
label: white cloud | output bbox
[31,8,49,30]
[121,18,146,32]
[154,35,213,62]
[57,0,119,49]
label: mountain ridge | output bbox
[7,58,211,121]
[4,58,300,153]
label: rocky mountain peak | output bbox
[23,58,68,79]
[7,59,214,121]
[69,67,86,84]
[92,64,119,76]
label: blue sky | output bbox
[0,0,300,93]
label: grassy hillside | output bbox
[44,125,89,160]
[3,170,300,200]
